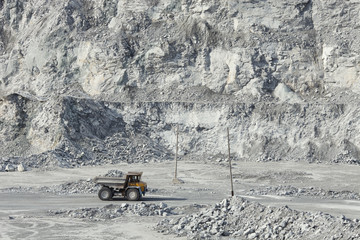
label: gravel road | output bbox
[1,161,360,239]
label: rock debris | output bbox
[156,197,360,239]
[49,202,174,220]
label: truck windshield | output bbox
[129,176,140,182]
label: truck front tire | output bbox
[126,189,140,201]
[98,187,113,200]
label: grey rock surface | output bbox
[1,0,360,168]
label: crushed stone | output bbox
[156,197,360,239]
[247,185,360,200]
[1,169,123,195]
[49,202,175,221]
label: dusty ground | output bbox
[0,160,360,239]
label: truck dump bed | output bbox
[93,176,126,188]
[94,172,146,201]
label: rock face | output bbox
[1,0,360,168]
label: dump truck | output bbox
[93,172,147,201]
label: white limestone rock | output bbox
[17,163,25,172]
[5,164,15,172]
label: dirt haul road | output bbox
[0,161,359,239]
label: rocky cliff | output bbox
[1,0,360,169]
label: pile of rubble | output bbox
[156,197,360,239]
[49,202,174,220]
[1,186,33,193]
[247,185,360,200]
[0,131,171,171]
[1,170,122,195]
[104,170,123,177]
[0,177,97,195]
[39,179,97,195]
[39,170,123,195]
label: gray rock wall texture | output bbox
[1,0,360,168]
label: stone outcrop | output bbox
[1,0,360,168]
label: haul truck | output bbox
[94,172,147,201]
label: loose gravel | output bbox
[1,170,123,195]
[156,197,360,239]
[49,202,174,221]
[247,185,360,200]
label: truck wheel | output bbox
[98,187,113,201]
[126,189,140,201]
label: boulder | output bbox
[5,164,15,172]
[17,163,26,172]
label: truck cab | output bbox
[125,172,148,197]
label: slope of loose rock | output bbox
[156,197,360,239]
